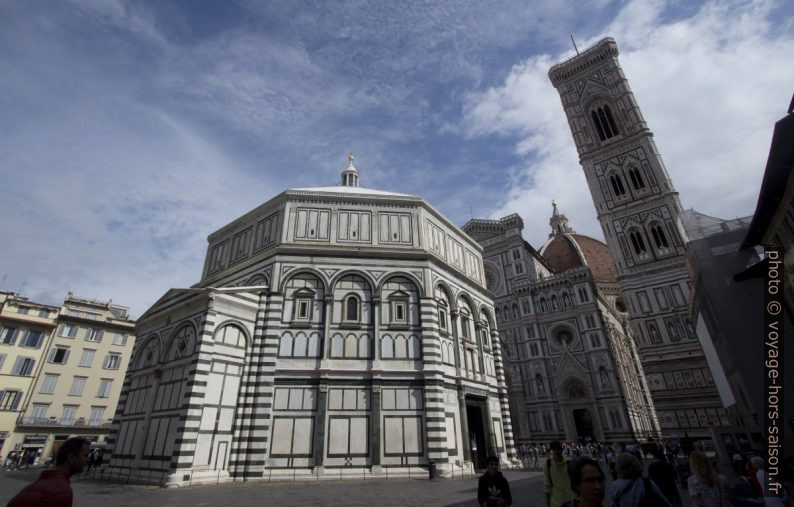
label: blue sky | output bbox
[1,0,792,316]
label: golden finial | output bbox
[552,199,557,208]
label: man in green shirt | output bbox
[544,441,575,507]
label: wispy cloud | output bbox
[461,0,794,246]
[2,0,789,316]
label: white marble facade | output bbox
[106,159,516,485]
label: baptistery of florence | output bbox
[106,157,517,486]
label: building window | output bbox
[511,248,521,260]
[1,326,18,345]
[591,104,620,141]
[650,225,670,249]
[97,379,112,398]
[392,301,407,324]
[610,174,627,197]
[578,287,589,303]
[11,357,35,376]
[60,405,77,425]
[112,333,128,346]
[31,403,48,420]
[69,376,87,396]
[58,324,78,338]
[85,329,103,343]
[460,312,471,340]
[78,349,95,368]
[0,389,22,411]
[343,294,360,322]
[89,406,105,425]
[629,230,647,255]
[628,167,645,190]
[529,342,539,356]
[438,307,447,332]
[20,330,44,348]
[17,306,29,315]
[38,309,50,318]
[40,374,58,394]
[295,298,312,321]
[102,353,122,370]
[48,346,70,365]
[0,353,5,371]
[515,262,524,275]
[590,333,601,348]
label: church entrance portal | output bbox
[573,409,594,441]
[466,403,488,470]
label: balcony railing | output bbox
[18,417,113,428]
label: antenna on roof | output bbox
[571,35,579,55]
[469,206,474,219]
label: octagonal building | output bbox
[107,157,517,485]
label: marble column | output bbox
[458,391,471,462]
[312,384,328,471]
[370,384,381,470]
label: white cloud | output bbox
[461,0,794,248]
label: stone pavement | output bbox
[1,468,545,507]
[1,464,702,506]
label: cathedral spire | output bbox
[549,200,575,238]
[340,153,360,187]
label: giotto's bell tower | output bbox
[548,38,723,438]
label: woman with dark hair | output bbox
[562,458,606,507]
[648,450,681,507]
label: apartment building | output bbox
[0,292,59,457]
[0,292,135,462]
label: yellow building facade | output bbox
[0,292,134,464]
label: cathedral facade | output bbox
[106,159,516,486]
[548,38,727,438]
[464,209,659,445]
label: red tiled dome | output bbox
[540,234,617,281]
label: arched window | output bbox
[628,167,645,190]
[629,230,647,255]
[667,321,680,341]
[610,173,626,197]
[343,294,359,322]
[591,104,620,141]
[435,286,450,333]
[650,224,669,249]
[460,310,471,340]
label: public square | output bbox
[1,467,545,507]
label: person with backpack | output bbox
[608,452,671,507]
[648,450,682,507]
[544,440,575,507]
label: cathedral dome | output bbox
[540,233,617,281]
[539,202,617,281]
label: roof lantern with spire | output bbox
[548,199,575,238]
[341,153,360,188]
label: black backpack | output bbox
[616,478,669,507]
